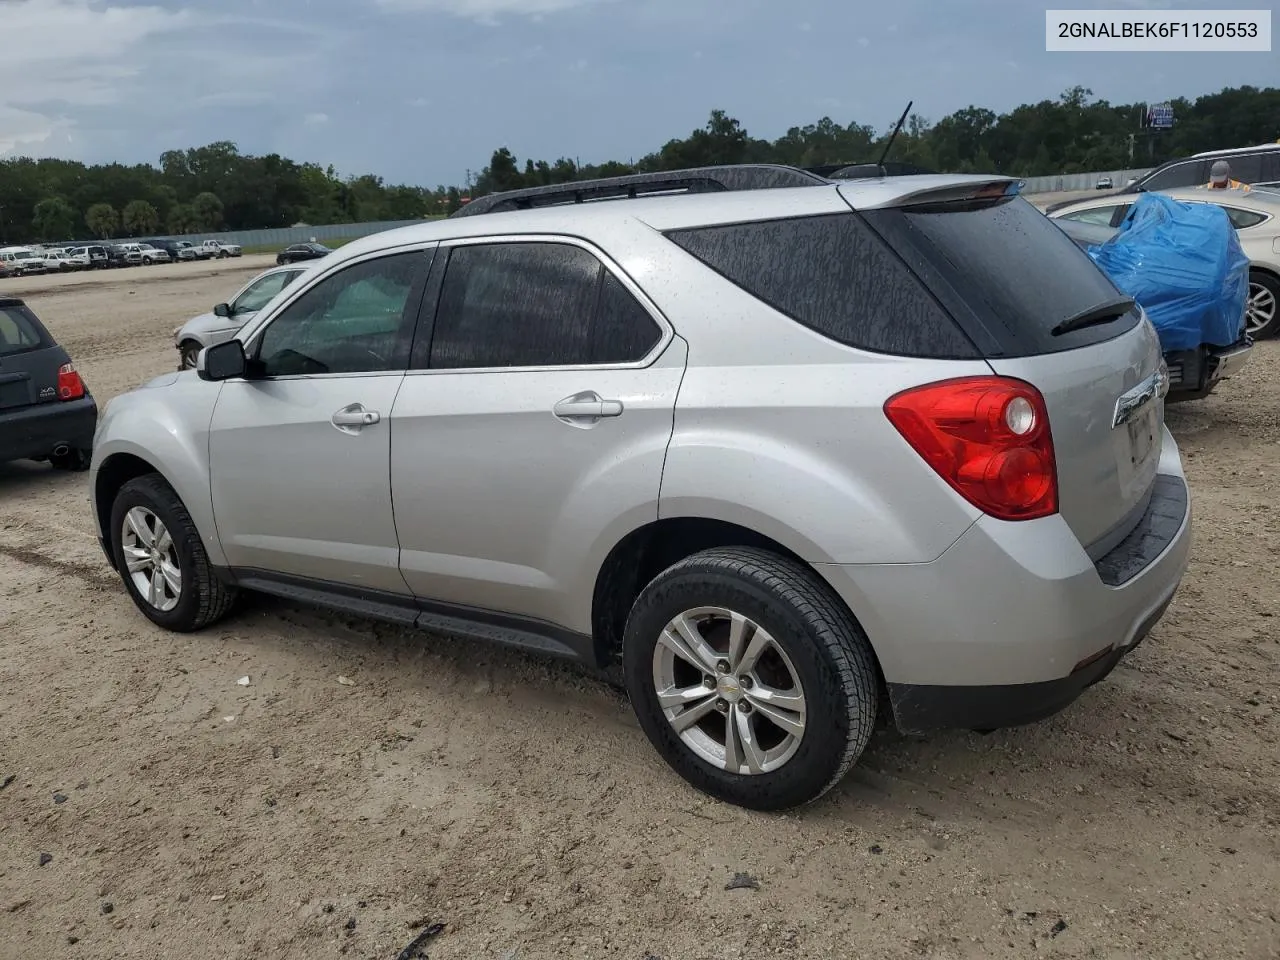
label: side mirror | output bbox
[213,302,231,318]
[198,340,247,382]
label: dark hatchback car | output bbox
[276,241,332,265]
[0,298,97,471]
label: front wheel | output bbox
[109,473,238,631]
[1246,271,1280,340]
[623,547,879,811]
[178,340,202,370]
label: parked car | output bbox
[0,247,47,275]
[0,297,97,470]
[1095,176,1114,189]
[1053,213,1253,400]
[276,241,332,265]
[143,239,198,263]
[65,245,110,270]
[91,165,1191,810]
[1049,186,1280,339]
[38,250,79,272]
[172,264,309,369]
[136,243,171,265]
[197,240,242,259]
[1120,143,1279,197]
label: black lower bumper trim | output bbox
[887,594,1173,734]
[0,396,98,463]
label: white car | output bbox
[39,249,79,272]
[1048,185,1280,339]
[0,246,47,275]
[136,243,171,265]
[172,264,310,368]
[197,239,243,259]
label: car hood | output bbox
[175,310,253,341]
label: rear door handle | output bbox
[331,403,381,433]
[553,392,624,424]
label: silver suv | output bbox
[90,165,1192,810]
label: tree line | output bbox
[1,85,1276,246]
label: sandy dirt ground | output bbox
[1,262,1278,960]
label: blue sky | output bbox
[1,0,1274,187]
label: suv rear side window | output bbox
[424,242,662,369]
[863,197,1140,357]
[665,213,978,359]
[0,305,49,356]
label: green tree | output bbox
[32,197,77,241]
[85,203,118,239]
[122,199,159,237]
[167,203,197,234]
[191,191,224,231]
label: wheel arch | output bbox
[589,516,887,696]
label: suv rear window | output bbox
[665,213,979,359]
[0,304,51,357]
[862,197,1140,357]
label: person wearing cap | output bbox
[1205,159,1249,191]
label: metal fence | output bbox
[1020,168,1155,195]
[173,219,431,250]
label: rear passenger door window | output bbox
[421,241,662,369]
[1061,206,1120,226]
[1142,161,1206,191]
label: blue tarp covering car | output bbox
[1084,192,1250,352]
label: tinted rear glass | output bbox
[0,304,51,356]
[665,213,978,359]
[863,197,1140,356]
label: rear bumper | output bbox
[0,396,98,463]
[1165,339,1252,399]
[817,426,1191,733]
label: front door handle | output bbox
[331,403,381,433]
[553,392,624,424]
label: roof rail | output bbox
[450,164,830,218]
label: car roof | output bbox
[1051,186,1280,216]
[326,173,1018,266]
[1191,142,1280,159]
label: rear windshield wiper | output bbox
[1050,296,1136,337]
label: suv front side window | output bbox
[253,251,424,377]
[233,271,300,314]
[423,241,662,369]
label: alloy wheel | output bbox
[120,507,182,612]
[652,606,807,775]
[1246,280,1276,336]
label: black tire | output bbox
[109,473,238,632]
[622,546,878,811]
[179,340,202,370]
[1247,270,1280,340]
[50,447,91,471]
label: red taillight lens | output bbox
[884,376,1057,522]
[57,362,85,401]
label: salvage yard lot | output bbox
[1,263,1278,960]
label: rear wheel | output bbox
[109,473,238,631]
[1246,271,1279,340]
[623,547,878,811]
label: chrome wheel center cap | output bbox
[717,676,744,703]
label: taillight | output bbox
[57,362,86,401]
[884,376,1057,522]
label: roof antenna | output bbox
[876,100,913,176]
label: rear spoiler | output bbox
[850,177,1023,210]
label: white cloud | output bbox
[304,112,331,126]
[857,36,869,47]
[376,0,611,21]
[0,0,191,153]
